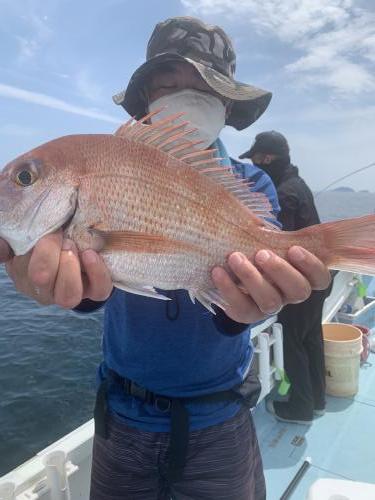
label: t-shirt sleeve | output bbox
[73,298,106,313]
[231,160,281,228]
[212,307,250,336]
[249,167,281,226]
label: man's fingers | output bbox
[0,239,13,263]
[287,246,332,290]
[212,248,321,324]
[6,254,31,290]
[227,252,284,314]
[254,249,311,304]
[28,231,63,294]
[212,266,263,323]
[54,240,83,308]
[81,250,113,302]
[5,232,112,308]
[212,263,266,324]
[5,253,53,305]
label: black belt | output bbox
[94,368,261,483]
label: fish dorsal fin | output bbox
[114,109,279,228]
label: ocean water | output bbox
[0,273,103,475]
[0,191,375,476]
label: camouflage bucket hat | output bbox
[112,16,272,130]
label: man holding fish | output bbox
[0,16,335,500]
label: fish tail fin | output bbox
[319,214,375,275]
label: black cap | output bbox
[239,130,289,159]
[112,16,272,130]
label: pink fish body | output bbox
[1,112,375,311]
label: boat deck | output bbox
[253,351,375,499]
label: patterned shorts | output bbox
[90,407,266,500]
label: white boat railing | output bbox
[0,421,93,500]
[322,271,356,323]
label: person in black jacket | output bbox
[239,131,331,424]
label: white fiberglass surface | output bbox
[254,351,375,500]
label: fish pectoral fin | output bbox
[189,288,228,314]
[91,228,197,254]
[113,281,171,300]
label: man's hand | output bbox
[4,231,113,308]
[212,246,332,324]
[0,239,13,263]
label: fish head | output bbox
[0,144,79,255]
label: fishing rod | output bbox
[315,160,375,197]
[279,457,312,500]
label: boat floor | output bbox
[253,351,375,499]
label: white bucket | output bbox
[323,323,363,397]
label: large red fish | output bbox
[0,111,374,312]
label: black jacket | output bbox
[271,163,320,231]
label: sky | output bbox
[1,0,374,192]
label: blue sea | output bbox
[1,191,375,476]
[0,274,103,475]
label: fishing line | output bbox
[315,160,375,197]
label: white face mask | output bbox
[148,89,226,149]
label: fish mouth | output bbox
[10,213,77,256]
[26,189,79,252]
[6,188,78,256]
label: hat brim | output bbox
[113,53,272,130]
[238,149,253,159]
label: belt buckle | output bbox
[155,396,171,412]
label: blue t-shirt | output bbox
[99,142,280,432]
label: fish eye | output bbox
[15,169,35,187]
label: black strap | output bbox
[93,378,108,439]
[168,399,189,482]
[93,368,261,482]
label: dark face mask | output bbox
[253,157,288,185]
